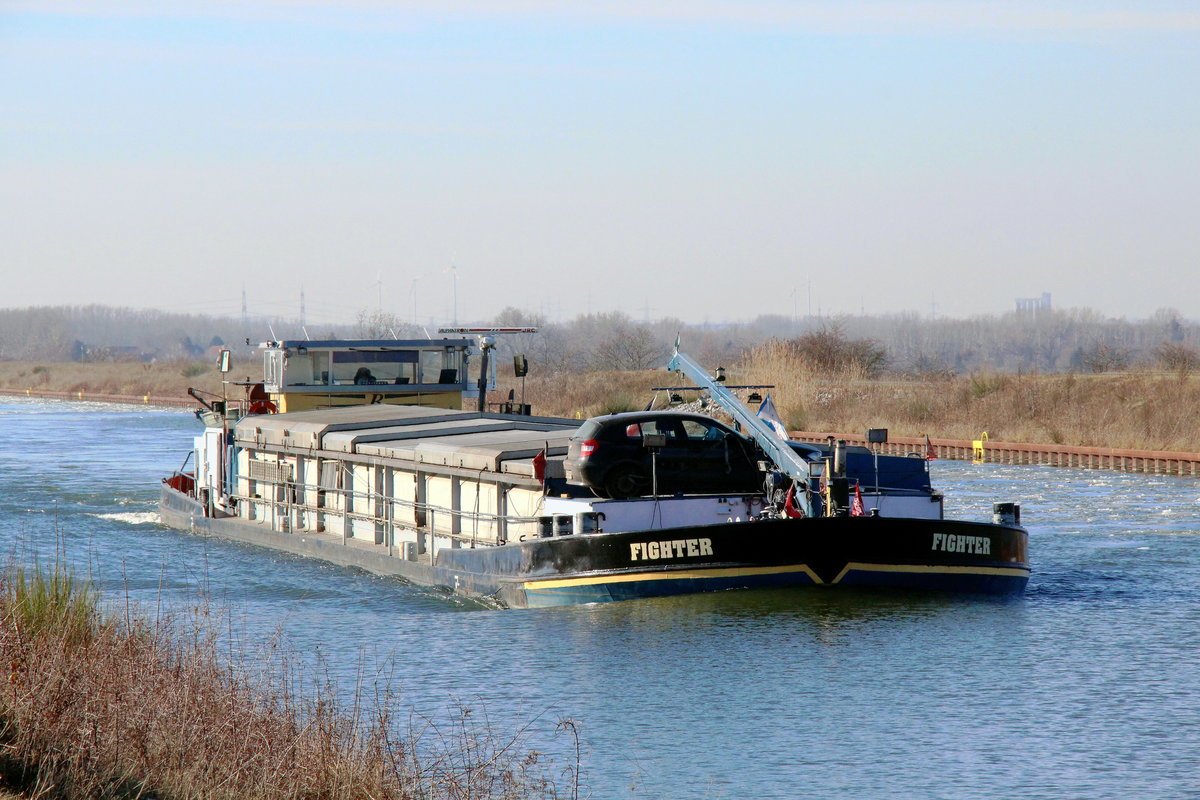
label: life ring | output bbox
[248,399,277,415]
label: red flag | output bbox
[783,483,804,518]
[925,434,937,461]
[851,482,865,516]
[532,447,547,487]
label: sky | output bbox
[2,1,1198,327]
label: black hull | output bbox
[160,483,1029,608]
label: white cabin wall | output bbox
[458,480,498,543]
[427,476,454,534]
[348,463,373,540]
[506,486,544,541]
[390,469,417,526]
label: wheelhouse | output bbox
[260,338,473,412]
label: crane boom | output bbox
[667,344,813,507]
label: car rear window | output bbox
[574,420,602,441]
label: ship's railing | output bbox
[227,477,542,550]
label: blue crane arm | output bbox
[667,345,814,510]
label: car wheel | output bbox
[604,465,647,499]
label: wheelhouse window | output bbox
[331,350,419,385]
[421,349,463,385]
[264,351,283,390]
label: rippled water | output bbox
[3,396,1200,799]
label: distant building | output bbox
[1015,292,1052,314]
[81,345,154,362]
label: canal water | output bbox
[2,397,1199,799]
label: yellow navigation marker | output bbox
[972,431,989,463]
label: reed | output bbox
[7,356,1200,452]
[0,361,224,400]
[0,562,573,800]
[503,353,1200,452]
[6,559,97,648]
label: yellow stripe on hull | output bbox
[524,563,822,591]
[524,562,1029,593]
[830,562,1030,584]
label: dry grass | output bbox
[739,343,1200,451]
[0,361,223,401]
[0,559,574,800]
[501,344,1200,452]
[6,356,1200,452]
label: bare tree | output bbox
[1156,342,1200,376]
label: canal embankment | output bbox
[6,385,1200,477]
[8,370,1200,478]
[791,431,1200,477]
[0,386,193,408]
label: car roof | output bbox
[589,410,734,426]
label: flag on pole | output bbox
[783,482,804,518]
[532,446,547,488]
[756,394,789,439]
[851,482,866,516]
[924,434,937,461]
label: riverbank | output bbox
[5,357,1200,453]
[0,561,572,800]
[0,361,221,406]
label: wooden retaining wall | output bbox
[791,431,1200,477]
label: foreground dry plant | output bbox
[0,562,572,800]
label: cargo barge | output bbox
[159,336,1029,608]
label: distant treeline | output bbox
[1,303,1197,376]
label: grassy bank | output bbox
[0,560,574,800]
[6,357,1200,453]
[0,361,223,401]
[504,353,1200,452]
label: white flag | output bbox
[756,394,788,439]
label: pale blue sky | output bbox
[2,1,1197,325]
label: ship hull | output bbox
[161,483,1028,609]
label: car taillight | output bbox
[579,439,598,459]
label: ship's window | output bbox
[331,350,418,384]
[263,351,283,389]
[420,348,463,385]
[312,352,330,384]
[284,354,312,386]
[420,350,443,384]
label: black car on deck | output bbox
[564,411,767,499]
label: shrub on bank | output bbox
[0,562,573,800]
[502,359,1200,452]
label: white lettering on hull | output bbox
[931,532,992,555]
[630,538,713,562]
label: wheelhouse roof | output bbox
[261,339,472,350]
